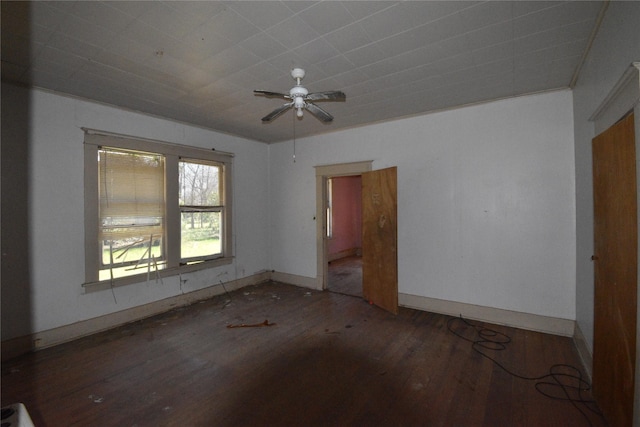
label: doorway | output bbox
[326,176,363,297]
[315,162,398,314]
[315,161,372,292]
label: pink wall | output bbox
[328,175,362,258]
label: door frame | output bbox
[315,161,372,290]
[589,62,640,424]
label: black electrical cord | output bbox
[220,279,232,308]
[447,315,606,427]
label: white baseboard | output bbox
[2,272,270,361]
[572,322,593,381]
[399,292,575,337]
[3,272,580,362]
[271,271,321,290]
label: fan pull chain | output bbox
[292,109,296,163]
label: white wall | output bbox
[573,2,640,351]
[1,84,270,340]
[270,90,576,319]
[1,68,583,342]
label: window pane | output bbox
[181,211,222,260]
[98,147,165,280]
[99,235,164,281]
[179,161,220,206]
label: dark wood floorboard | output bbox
[2,282,607,426]
[327,255,362,298]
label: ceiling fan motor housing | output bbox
[290,85,308,109]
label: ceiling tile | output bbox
[55,14,117,50]
[400,1,480,27]
[198,46,263,78]
[265,15,321,50]
[458,1,514,32]
[298,2,354,34]
[180,25,236,57]
[343,43,388,68]
[30,1,70,31]
[323,24,374,54]
[47,31,104,62]
[69,1,136,33]
[205,7,262,43]
[513,1,599,38]
[471,41,514,66]
[106,1,149,20]
[339,1,396,20]
[239,33,289,60]
[512,1,563,18]
[135,1,195,40]
[292,37,340,65]
[465,21,514,51]
[316,55,354,76]
[227,1,292,30]
[283,1,320,14]
[1,0,607,143]
[358,3,420,41]
[163,1,226,28]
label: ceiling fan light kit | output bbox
[254,68,345,123]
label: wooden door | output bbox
[592,112,637,427]
[362,167,398,314]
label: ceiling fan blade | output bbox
[261,102,293,122]
[254,90,291,99]
[305,102,334,122]
[306,91,346,101]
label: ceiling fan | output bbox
[254,68,346,123]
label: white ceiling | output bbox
[1,1,605,143]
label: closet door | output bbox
[592,112,637,426]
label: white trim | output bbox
[573,322,593,382]
[590,62,640,135]
[4,275,582,362]
[82,127,235,158]
[271,271,321,290]
[314,160,373,177]
[399,292,575,336]
[2,272,270,361]
[83,131,234,288]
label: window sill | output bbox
[82,256,234,293]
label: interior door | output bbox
[592,112,637,427]
[362,167,398,314]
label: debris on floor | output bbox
[226,320,276,329]
[88,394,104,403]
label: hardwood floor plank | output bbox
[2,282,607,426]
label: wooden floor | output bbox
[327,255,362,297]
[2,282,607,426]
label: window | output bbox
[84,130,233,290]
[98,147,165,281]
[179,159,223,263]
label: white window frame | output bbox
[83,129,233,292]
[179,157,225,264]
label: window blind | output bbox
[98,148,165,243]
